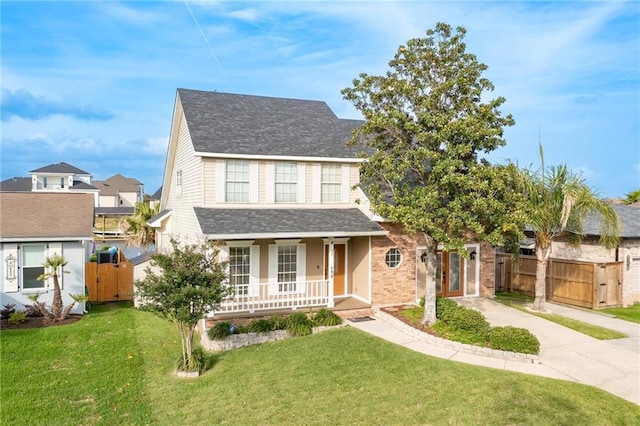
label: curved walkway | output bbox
[348,298,639,405]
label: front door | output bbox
[416,250,464,300]
[325,244,346,296]
[438,251,464,297]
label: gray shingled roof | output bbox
[95,207,135,216]
[178,89,368,158]
[29,161,91,175]
[71,181,98,190]
[581,204,640,238]
[193,208,387,239]
[150,186,162,199]
[0,177,31,192]
[0,192,94,239]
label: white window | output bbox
[321,164,341,203]
[269,241,306,294]
[60,177,65,188]
[22,245,45,289]
[229,246,250,296]
[385,248,402,268]
[225,160,249,202]
[176,170,182,198]
[277,245,297,292]
[275,162,297,203]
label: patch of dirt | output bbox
[0,315,83,330]
[380,305,442,337]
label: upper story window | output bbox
[321,164,341,203]
[60,177,65,188]
[176,170,182,198]
[43,177,48,189]
[275,162,297,203]
[225,160,249,202]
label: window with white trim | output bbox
[43,177,48,189]
[229,246,250,296]
[275,162,297,203]
[225,160,250,202]
[176,170,182,198]
[277,245,297,292]
[22,244,45,289]
[385,248,402,268]
[321,164,341,203]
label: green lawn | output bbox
[2,305,639,425]
[494,293,628,340]
[601,303,640,324]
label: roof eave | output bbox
[194,151,365,163]
[204,230,389,240]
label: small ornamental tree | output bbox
[135,238,231,372]
[342,23,523,324]
[33,254,87,324]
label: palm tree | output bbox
[519,148,620,311]
[119,201,160,248]
[37,254,68,321]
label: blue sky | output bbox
[1,1,638,198]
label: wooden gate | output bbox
[495,254,623,309]
[85,261,133,302]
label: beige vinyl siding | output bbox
[304,239,324,281]
[350,236,371,301]
[164,113,204,244]
[202,158,217,206]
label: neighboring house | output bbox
[0,192,95,315]
[150,89,496,317]
[551,204,640,306]
[93,174,144,208]
[148,186,162,209]
[0,177,32,192]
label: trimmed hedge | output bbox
[489,326,540,354]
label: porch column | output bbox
[327,239,335,307]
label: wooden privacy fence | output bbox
[85,258,133,303]
[495,254,622,309]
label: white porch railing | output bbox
[213,279,331,316]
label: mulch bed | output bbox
[0,315,82,330]
[380,305,441,336]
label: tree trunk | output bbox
[532,242,551,311]
[51,272,63,320]
[421,234,438,325]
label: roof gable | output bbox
[177,89,366,159]
[29,161,91,175]
[0,192,94,239]
[94,174,143,195]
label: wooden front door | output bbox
[437,251,464,297]
[325,244,346,295]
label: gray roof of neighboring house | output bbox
[0,192,94,240]
[95,207,135,216]
[71,181,98,190]
[94,174,143,196]
[0,177,31,192]
[29,161,91,175]
[178,89,368,159]
[151,186,162,199]
[582,204,640,239]
[193,208,387,239]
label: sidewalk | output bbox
[348,298,640,405]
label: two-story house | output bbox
[151,89,496,316]
[93,174,144,208]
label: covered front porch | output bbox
[195,207,387,319]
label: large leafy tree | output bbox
[135,239,231,372]
[120,201,160,248]
[518,147,620,311]
[342,23,522,324]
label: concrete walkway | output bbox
[348,298,640,405]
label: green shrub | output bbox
[248,318,273,333]
[285,312,313,337]
[439,304,490,335]
[9,311,27,325]
[270,315,286,331]
[313,308,342,326]
[234,323,247,334]
[435,296,458,319]
[419,297,425,308]
[176,348,206,373]
[208,321,233,340]
[431,321,488,346]
[489,326,540,354]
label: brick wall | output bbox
[370,223,497,305]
